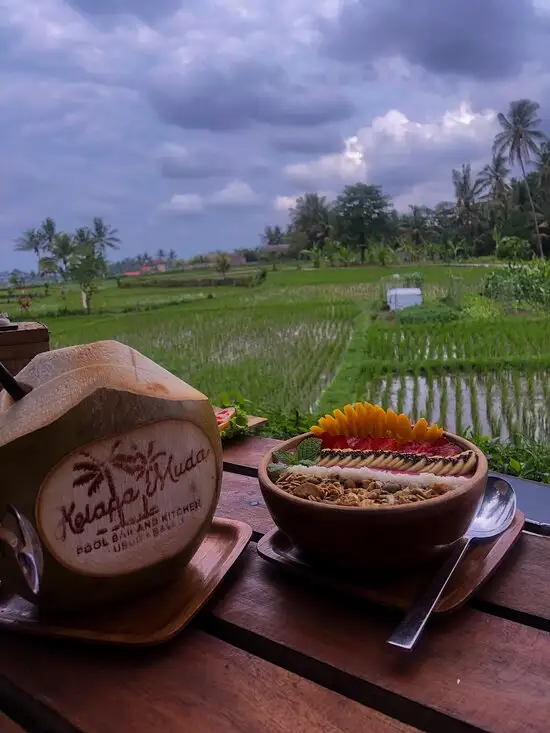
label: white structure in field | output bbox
[387,287,422,311]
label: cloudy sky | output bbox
[2,0,550,268]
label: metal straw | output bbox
[0,360,27,401]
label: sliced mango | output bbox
[412,418,428,441]
[310,403,443,442]
[333,409,349,436]
[344,404,357,435]
[386,409,399,435]
[426,423,444,441]
[355,402,368,437]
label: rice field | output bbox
[40,264,550,444]
[331,318,550,443]
[52,301,356,415]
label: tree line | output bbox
[260,99,550,265]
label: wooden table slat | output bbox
[477,531,550,624]
[222,436,280,476]
[0,630,418,733]
[217,472,272,538]
[207,545,550,733]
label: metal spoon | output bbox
[387,476,517,651]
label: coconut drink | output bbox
[0,340,222,614]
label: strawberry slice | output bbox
[429,438,461,456]
[400,441,434,454]
[320,434,349,449]
[371,437,399,451]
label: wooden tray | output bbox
[214,407,268,433]
[257,510,525,615]
[0,518,252,646]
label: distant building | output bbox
[151,258,167,272]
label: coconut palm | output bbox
[493,99,547,257]
[400,205,432,247]
[14,228,43,270]
[290,193,332,249]
[536,141,550,192]
[477,153,511,228]
[73,226,95,252]
[261,225,285,248]
[44,232,76,280]
[91,217,120,256]
[40,217,57,252]
[452,164,482,248]
[477,152,510,202]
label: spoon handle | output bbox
[387,537,472,651]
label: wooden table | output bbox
[2,434,550,733]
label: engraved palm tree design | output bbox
[110,440,167,495]
[72,440,122,498]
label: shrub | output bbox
[481,260,550,309]
[396,303,460,325]
[403,271,424,288]
[496,236,534,263]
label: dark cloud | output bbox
[148,61,355,132]
[159,146,232,179]
[270,128,343,154]
[322,0,538,80]
[65,0,181,22]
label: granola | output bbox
[276,472,451,506]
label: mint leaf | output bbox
[273,450,295,466]
[295,437,322,463]
[298,459,316,467]
[267,463,286,480]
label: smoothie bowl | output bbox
[258,404,488,572]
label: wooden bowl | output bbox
[258,432,488,573]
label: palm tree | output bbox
[40,217,57,252]
[49,232,76,280]
[477,152,510,202]
[493,99,547,257]
[15,228,43,270]
[290,193,332,249]
[91,217,120,256]
[261,225,285,248]
[400,205,432,247]
[73,226,94,252]
[477,153,511,229]
[452,164,482,248]
[536,141,550,192]
[156,248,166,259]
